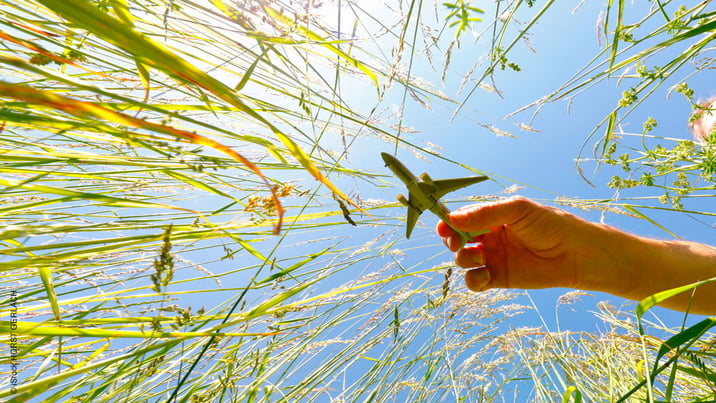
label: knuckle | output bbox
[505,195,531,209]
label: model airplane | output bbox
[381,152,489,249]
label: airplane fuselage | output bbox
[381,152,478,246]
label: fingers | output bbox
[437,196,534,252]
[453,245,485,267]
[436,196,535,240]
[435,203,483,237]
[448,196,535,233]
[435,196,542,293]
[440,232,484,252]
[452,246,492,292]
[440,233,459,251]
[435,219,456,237]
[464,267,491,292]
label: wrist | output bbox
[571,222,641,298]
[574,222,716,314]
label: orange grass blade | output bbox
[0,80,284,232]
[36,0,366,226]
[0,30,128,82]
[1,321,284,338]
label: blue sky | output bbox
[6,1,715,401]
[325,0,715,335]
[8,2,716,402]
[164,3,715,398]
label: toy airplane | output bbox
[381,152,489,249]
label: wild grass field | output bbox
[0,0,714,401]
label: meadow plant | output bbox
[0,0,714,402]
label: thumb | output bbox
[449,196,535,233]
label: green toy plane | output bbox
[381,152,489,249]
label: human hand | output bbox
[436,196,597,293]
[436,196,716,314]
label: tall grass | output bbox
[0,0,714,402]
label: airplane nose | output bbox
[380,152,392,166]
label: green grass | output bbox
[0,0,714,401]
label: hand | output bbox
[436,196,716,315]
[436,196,619,293]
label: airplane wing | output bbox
[405,193,423,239]
[431,176,488,201]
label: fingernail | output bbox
[447,236,458,252]
[471,252,485,266]
[467,268,490,292]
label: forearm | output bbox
[577,223,716,315]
